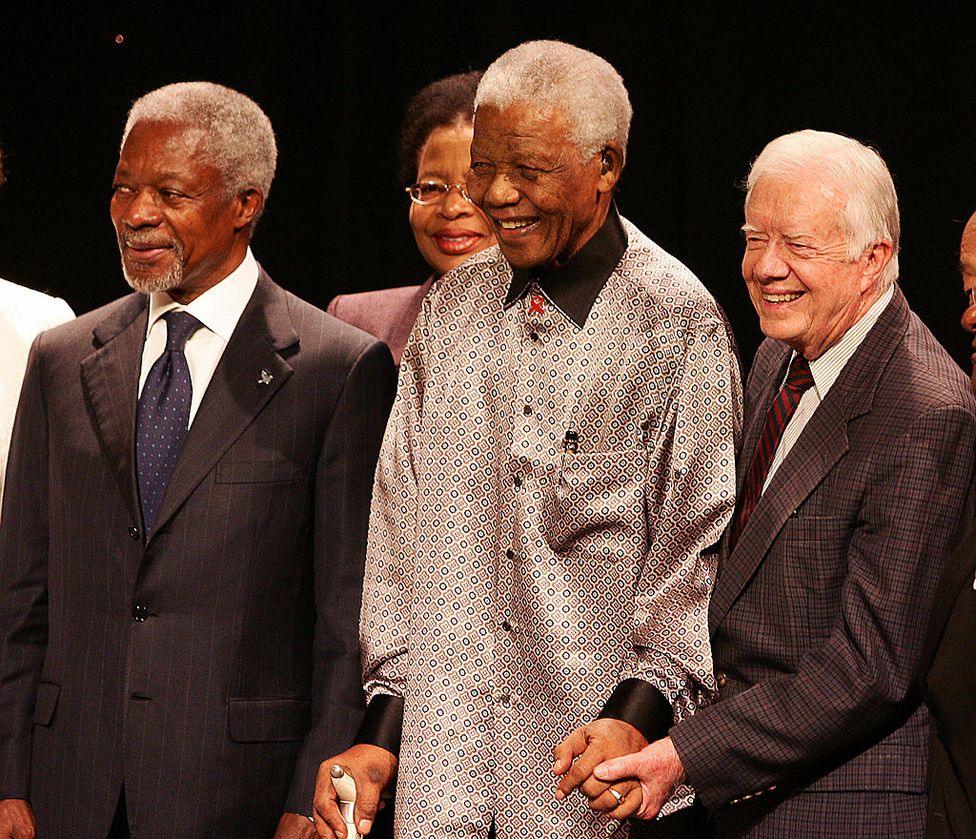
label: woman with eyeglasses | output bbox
[327,70,494,364]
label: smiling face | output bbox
[465,102,618,270]
[111,120,260,303]
[741,174,889,359]
[408,121,494,276]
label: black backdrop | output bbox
[2,3,975,371]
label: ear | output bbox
[596,143,624,194]
[860,239,894,292]
[233,188,265,233]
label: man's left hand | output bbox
[273,813,316,839]
[553,718,647,810]
[593,737,686,820]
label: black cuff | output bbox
[597,678,673,743]
[354,694,404,756]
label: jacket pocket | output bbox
[227,697,311,743]
[31,681,61,727]
[214,460,304,484]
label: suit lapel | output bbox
[146,272,299,542]
[710,290,911,632]
[80,294,148,530]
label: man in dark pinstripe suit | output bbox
[0,83,395,838]
[595,131,976,836]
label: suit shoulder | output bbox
[880,311,976,418]
[280,286,392,368]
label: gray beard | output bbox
[119,239,185,294]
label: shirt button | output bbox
[529,332,539,342]
[505,549,516,560]
[498,694,511,707]
[522,404,533,416]
[132,604,149,622]
[127,526,140,540]
[501,620,512,632]
[513,475,522,488]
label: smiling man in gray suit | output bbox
[0,82,395,839]
[595,130,976,837]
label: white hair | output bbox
[122,82,277,218]
[746,129,900,287]
[474,40,632,163]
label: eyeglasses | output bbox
[405,180,472,206]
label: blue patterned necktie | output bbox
[136,310,203,532]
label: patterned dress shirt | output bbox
[361,211,742,837]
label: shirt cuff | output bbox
[597,678,674,743]
[354,694,404,756]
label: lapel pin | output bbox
[258,369,274,386]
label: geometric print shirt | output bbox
[360,216,742,838]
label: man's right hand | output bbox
[0,799,35,839]
[313,744,397,839]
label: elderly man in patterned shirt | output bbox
[314,40,741,839]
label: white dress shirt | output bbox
[138,248,258,427]
[763,284,895,492]
[0,278,74,508]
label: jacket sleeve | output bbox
[670,403,976,811]
[285,338,397,815]
[0,335,51,799]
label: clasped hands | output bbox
[305,721,684,836]
[553,719,686,821]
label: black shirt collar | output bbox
[504,205,628,328]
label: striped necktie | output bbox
[729,354,814,551]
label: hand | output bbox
[593,737,686,820]
[313,744,397,839]
[0,799,35,839]
[553,718,647,815]
[274,812,316,838]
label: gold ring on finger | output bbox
[608,787,624,804]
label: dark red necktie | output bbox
[729,354,814,551]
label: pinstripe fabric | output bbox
[669,288,976,837]
[0,271,397,838]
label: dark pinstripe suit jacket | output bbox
[670,289,976,837]
[0,271,396,838]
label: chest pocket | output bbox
[545,448,647,554]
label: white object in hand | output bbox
[331,764,360,839]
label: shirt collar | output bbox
[146,247,260,342]
[804,283,895,398]
[504,204,628,328]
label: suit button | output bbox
[132,604,149,622]
[716,671,728,687]
[127,526,140,540]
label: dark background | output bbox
[1,3,975,371]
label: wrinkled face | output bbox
[111,120,249,299]
[408,122,494,276]
[960,211,976,299]
[742,175,882,359]
[466,102,608,270]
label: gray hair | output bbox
[122,81,277,220]
[474,40,632,163]
[746,129,900,287]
